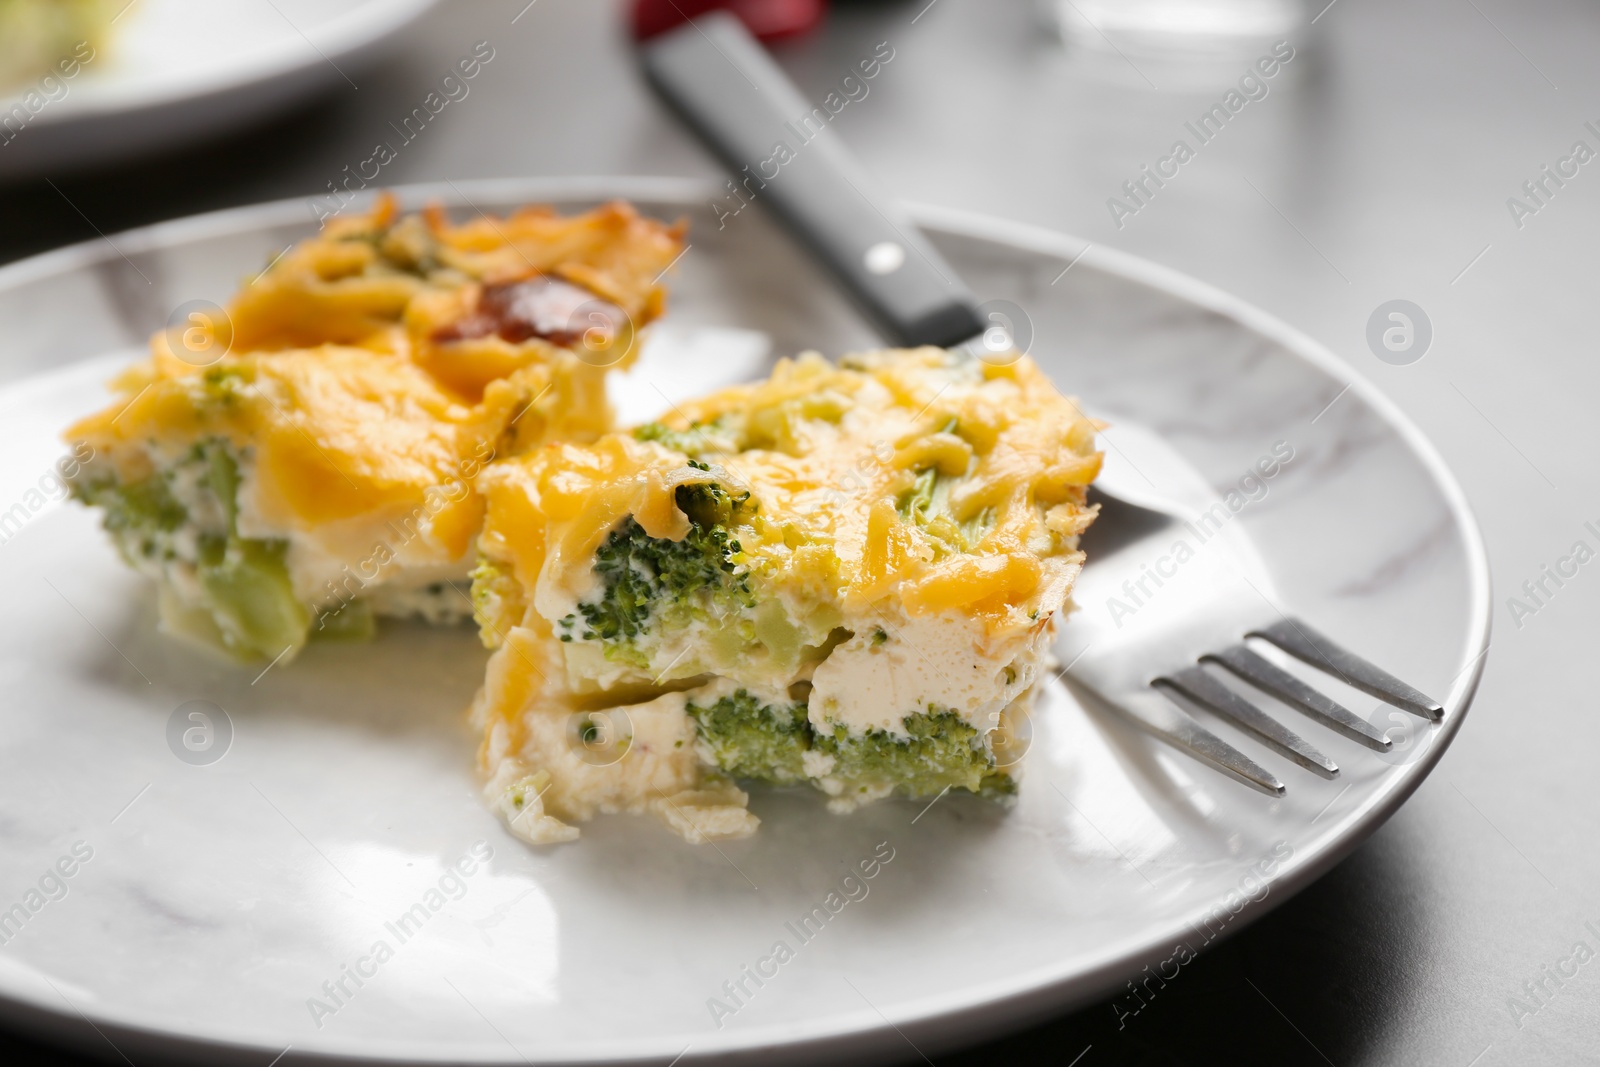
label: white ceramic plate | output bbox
[0,178,1489,1065]
[0,0,438,178]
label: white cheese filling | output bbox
[808,609,1051,736]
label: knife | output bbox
[640,11,999,352]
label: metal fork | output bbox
[1061,421,1444,796]
[636,10,1445,795]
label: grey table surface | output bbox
[2,1,1596,1064]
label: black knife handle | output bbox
[641,13,983,348]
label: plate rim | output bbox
[0,176,1493,1066]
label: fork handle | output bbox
[639,12,984,347]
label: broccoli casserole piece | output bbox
[470,348,1101,844]
[64,196,684,660]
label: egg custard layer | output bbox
[64,195,684,661]
[470,348,1101,844]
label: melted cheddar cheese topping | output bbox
[479,348,1100,641]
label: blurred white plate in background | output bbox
[0,0,438,179]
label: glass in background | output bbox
[1046,0,1311,90]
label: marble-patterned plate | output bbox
[0,178,1489,1065]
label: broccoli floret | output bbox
[633,419,734,457]
[688,690,810,783]
[71,442,234,566]
[564,480,755,656]
[814,709,997,798]
[198,366,251,410]
[571,516,747,642]
[469,556,525,648]
[72,472,188,565]
[674,474,756,526]
[687,691,1010,801]
[573,521,659,643]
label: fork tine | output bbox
[1250,618,1444,722]
[1204,644,1392,751]
[1103,688,1286,796]
[1158,667,1339,779]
